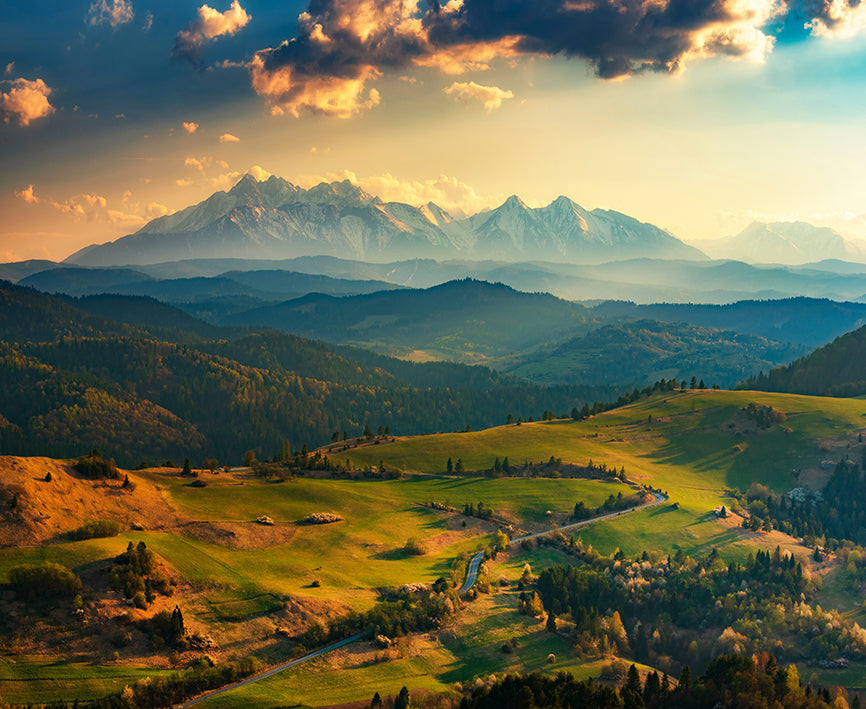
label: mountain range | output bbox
[694,221,866,265]
[64,174,705,266]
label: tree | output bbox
[243,449,256,467]
[394,686,410,709]
[507,413,514,424]
[622,664,645,709]
[279,439,291,461]
[170,605,185,644]
[502,457,510,474]
[182,457,192,476]
[455,458,465,474]
[371,692,382,708]
[690,376,698,389]
[546,611,557,633]
[446,457,453,474]
[719,505,727,518]
[678,665,691,691]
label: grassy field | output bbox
[6,388,866,705]
[197,557,617,708]
[337,390,866,558]
[0,656,173,705]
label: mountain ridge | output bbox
[65,175,706,267]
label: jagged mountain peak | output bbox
[65,174,706,266]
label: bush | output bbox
[66,519,123,541]
[403,537,428,556]
[74,451,118,480]
[9,562,82,601]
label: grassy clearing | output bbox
[338,390,866,558]
[198,575,613,708]
[0,656,172,705]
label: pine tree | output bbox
[679,665,691,690]
[394,686,410,709]
[182,458,192,476]
[446,457,453,474]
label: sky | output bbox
[3,0,866,262]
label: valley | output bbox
[6,175,866,708]
[4,386,866,706]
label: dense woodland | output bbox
[530,539,866,668]
[0,281,613,466]
[740,321,866,397]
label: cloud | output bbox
[219,132,240,142]
[49,193,148,229]
[86,0,134,27]
[296,169,502,216]
[0,78,55,126]
[182,121,199,133]
[14,184,39,204]
[143,11,153,32]
[806,0,866,36]
[444,81,513,112]
[208,165,273,189]
[4,63,13,75]
[174,1,251,65]
[247,0,786,118]
[184,155,229,172]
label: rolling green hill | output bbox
[505,320,803,388]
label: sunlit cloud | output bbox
[174,1,251,65]
[219,132,240,142]
[295,169,502,216]
[4,62,14,75]
[142,11,153,32]
[0,77,55,126]
[806,0,866,36]
[182,121,199,133]
[444,81,514,112]
[14,184,39,205]
[209,164,272,189]
[247,0,785,119]
[185,155,229,172]
[86,0,134,28]
[49,193,147,229]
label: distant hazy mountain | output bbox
[697,221,866,265]
[220,278,595,363]
[18,265,403,303]
[65,174,705,267]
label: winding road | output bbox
[176,633,364,707]
[177,489,668,706]
[459,490,668,592]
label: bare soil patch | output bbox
[181,521,297,550]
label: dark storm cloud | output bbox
[249,0,785,115]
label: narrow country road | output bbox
[178,489,668,706]
[175,633,364,708]
[459,490,668,593]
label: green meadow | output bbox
[5,389,866,705]
[340,390,866,558]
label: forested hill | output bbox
[219,278,594,359]
[0,281,612,467]
[738,323,866,397]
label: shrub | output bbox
[74,451,118,480]
[403,537,428,556]
[9,562,82,601]
[66,519,123,541]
